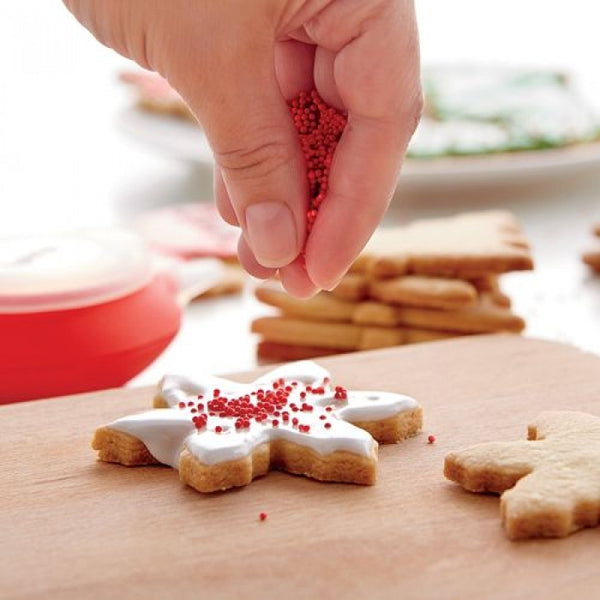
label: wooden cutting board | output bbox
[2,335,600,599]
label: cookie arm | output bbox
[92,426,160,467]
[444,440,537,493]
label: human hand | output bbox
[64,0,422,297]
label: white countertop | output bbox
[1,2,599,387]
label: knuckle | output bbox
[214,135,294,182]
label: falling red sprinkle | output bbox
[290,89,347,241]
[324,422,332,429]
[259,512,267,522]
[428,434,436,444]
[178,401,186,409]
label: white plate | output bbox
[117,107,600,189]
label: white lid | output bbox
[0,229,154,313]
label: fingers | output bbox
[273,39,315,99]
[279,260,319,298]
[172,11,308,271]
[304,111,410,290]
[237,236,276,280]
[301,0,423,289]
[237,237,317,298]
[207,84,306,270]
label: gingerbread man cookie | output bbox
[444,411,600,540]
[93,361,422,493]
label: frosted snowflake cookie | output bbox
[445,411,600,540]
[93,361,421,493]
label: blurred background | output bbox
[1,1,599,391]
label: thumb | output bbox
[175,30,307,269]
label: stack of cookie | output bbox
[582,224,600,273]
[252,211,534,362]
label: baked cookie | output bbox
[251,316,459,352]
[331,272,479,309]
[444,411,600,540]
[255,285,524,334]
[353,211,533,278]
[93,361,422,492]
[257,341,350,363]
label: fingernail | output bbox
[245,202,298,268]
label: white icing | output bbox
[110,410,195,467]
[108,361,420,468]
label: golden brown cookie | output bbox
[330,272,479,309]
[329,272,371,301]
[257,341,349,363]
[469,275,512,308]
[444,411,600,540]
[251,315,459,351]
[354,211,533,278]
[255,285,524,334]
[93,362,422,492]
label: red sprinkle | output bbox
[215,425,223,434]
[290,89,347,239]
[259,512,267,522]
[427,434,436,444]
[324,422,332,429]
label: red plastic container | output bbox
[0,230,218,403]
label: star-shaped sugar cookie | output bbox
[444,411,600,540]
[93,361,421,493]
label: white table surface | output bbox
[1,2,599,388]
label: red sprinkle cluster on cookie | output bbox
[178,377,349,434]
[289,90,347,235]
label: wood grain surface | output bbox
[2,335,600,599]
